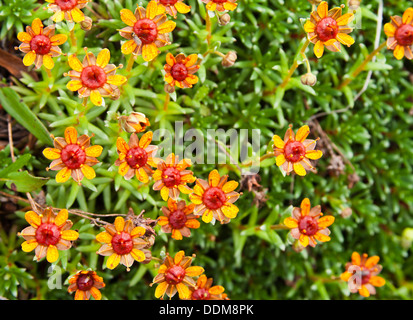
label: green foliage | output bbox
[0,0,412,301]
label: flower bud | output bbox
[300,72,317,86]
[348,0,360,10]
[218,13,231,26]
[119,112,150,133]
[140,249,153,264]
[221,51,237,68]
[164,83,175,94]
[340,207,352,219]
[80,16,93,31]
[307,0,322,5]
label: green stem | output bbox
[125,54,135,75]
[205,11,212,45]
[69,28,77,48]
[163,93,170,112]
[280,39,311,89]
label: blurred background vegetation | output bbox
[0,0,413,300]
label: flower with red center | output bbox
[284,198,334,248]
[18,207,79,263]
[150,251,204,299]
[115,131,158,182]
[303,1,355,58]
[189,169,240,224]
[68,270,105,300]
[340,252,386,297]
[118,112,150,133]
[119,1,176,62]
[65,48,127,106]
[158,199,200,240]
[201,0,237,12]
[96,216,150,271]
[272,124,323,176]
[187,275,229,300]
[43,126,102,184]
[46,0,90,23]
[384,8,413,60]
[164,53,200,89]
[16,18,67,69]
[155,0,191,18]
[152,153,196,201]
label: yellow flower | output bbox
[164,53,200,89]
[43,126,102,184]
[189,169,240,224]
[18,207,79,263]
[384,8,413,60]
[65,48,127,106]
[46,0,90,23]
[303,1,355,58]
[272,124,322,176]
[118,1,176,62]
[16,18,67,69]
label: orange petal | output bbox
[54,209,68,227]
[351,252,361,266]
[284,217,298,228]
[116,137,129,154]
[336,33,355,47]
[106,75,127,86]
[31,18,43,35]
[177,283,191,299]
[402,7,413,24]
[223,1,237,11]
[300,198,311,216]
[202,210,213,223]
[139,131,153,148]
[114,216,125,232]
[64,127,78,144]
[314,231,331,242]
[365,256,380,269]
[160,186,170,201]
[317,215,335,228]
[174,1,191,14]
[384,22,396,37]
[317,1,328,19]
[131,226,146,238]
[306,149,323,160]
[369,276,385,287]
[299,234,309,247]
[208,169,220,187]
[184,54,198,67]
[336,13,354,26]
[154,281,168,299]
[146,1,159,20]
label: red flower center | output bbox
[192,288,211,300]
[55,0,78,11]
[171,63,188,81]
[80,65,107,89]
[298,216,319,236]
[169,209,187,230]
[111,231,133,255]
[77,274,94,291]
[395,24,413,46]
[165,265,186,285]
[203,187,226,210]
[61,144,86,169]
[126,147,148,169]
[159,0,178,5]
[133,19,158,44]
[162,167,182,188]
[35,223,61,246]
[213,0,228,3]
[361,269,372,285]
[30,35,52,55]
[284,140,306,163]
[316,17,339,42]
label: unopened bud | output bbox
[164,83,175,94]
[218,13,231,26]
[341,207,352,219]
[110,87,121,101]
[300,73,317,86]
[307,0,322,5]
[80,16,93,31]
[140,249,153,264]
[292,240,305,253]
[221,51,237,68]
[348,0,360,10]
[119,111,150,133]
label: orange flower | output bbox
[340,252,386,297]
[187,275,229,300]
[150,251,204,299]
[152,153,196,201]
[189,169,240,224]
[201,0,237,12]
[158,199,200,240]
[154,0,191,18]
[68,270,105,300]
[303,1,355,58]
[16,18,67,69]
[119,1,176,62]
[284,198,334,248]
[384,8,413,60]
[43,126,102,184]
[96,216,150,272]
[46,0,90,23]
[18,207,79,263]
[118,112,150,133]
[115,132,158,183]
[164,53,200,89]
[272,124,322,176]
[65,48,127,106]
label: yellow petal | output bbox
[81,164,96,180]
[121,39,138,55]
[394,44,405,60]
[67,80,83,92]
[185,74,198,85]
[359,285,370,297]
[96,48,110,68]
[85,145,103,157]
[138,132,153,149]
[68,54,84,72]
[61,230,79,241]
[31,18,43,35]
[56,167,71,183]
[296,125,310,142]
[131,248,145,262]
[317,1,328,19]
[206,1,216,11]
[276,154,286,167]
[283,217,298,228]
[185,266,204,277]
[314,40,324,59]
[43,148,61,160]
[303,20,315,33]
[17,31,32,43]
[120,9,137,26]
[208,169,220,187]
[317,215,335,228]
[50,34,67,46]
[189,193,203,205]
[146,1,159,20]
[174,250,185,264]
[272,135,285,149]
[106,75,127,86]
[157,20,176,34]
[306,149,323,160]
[23,51,36,66]
[131,226,146,238]
[21,240,38,252]
[114,216,125,232]
[54,209,68,227]
[51,11,65,23]
[71,7,85,23]
[174,1,191,14]
[299,234,309,247]
[177,283,191,299]
[222,181,238,193]
[90,90,103,106]
[402,7,413,24]
[118,161,130,176]
[172,229,182,240]
[370,276,385,287]
[365,256,380,269]
[340,271,352,282]
[142,43,159,62]
[107,253,121,269]
[209,285,225,295]
[221,203,239,219]
[42,54,54,69]
[90,287,102,300]
[300,198,311,215]
[160,186,170,201]
[293,162,307,176]
[64,127,78,144]
[46,245,59,263]
[202,210,213,223]
[155,281,168,299]
[383,22,396,37]
[336,13,354,26]
[165,53,176,66]
[351,252,361,265]
[96,231,112,243]
[116,137,129,154]
[314,231,331,242]
[336,33,355,47]
[223,1,237,11]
